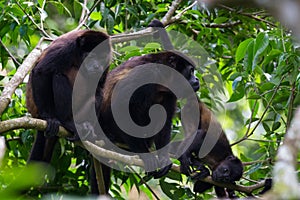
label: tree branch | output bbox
[110,27,156,44]
[0,39,43,116]
[0,115,268,195]
[231,76,285,146]
[15,1,51,38]
[165,1,197,25]
[0,116,70,137]
[264,108,300,199]
[161,0,184,25]
[203,20,242,28]
[75,0,102,30]
[81,140,268,195]
[0,39,21,66]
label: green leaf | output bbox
[214,17,228,24]
[244,40,254,71]
[144,42,161,50]
[262,122,270,132]
[159,179,178,199]
[228,85,245,102]
[259,82,275,93]
[106,14,115,34]
[166,170,182,181]
[262,49,282,66]
[272,121,281,131]
[232,76,242,90]
[119,45,140,53]
[90,12,102,21]
[252,33,269,70]
[235,38,253,64]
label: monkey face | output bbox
[177,61,199,92]
[212,155,243,182]
[185,64,200,92]
[81,52,111,75]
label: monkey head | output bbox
[212,155,243,183]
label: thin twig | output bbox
[286,82,296,131]
[243,158,273,166]
[0,39,21,66]
[203,20,242,28]
[231,76,285,146]
[15,1,51,38]
[165,1,197,25]
[75,0,102,30]
[128,166,160,200]
[79,0,89,24]
[219,4,277,27]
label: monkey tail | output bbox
[148,19,174,50]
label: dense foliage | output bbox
[0,1,299,199]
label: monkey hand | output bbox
[141,154,172,179]
[193,181,213,193]
[152,157,172,179]
[179,155,193,176]
[45,118,61,137]
[191,165,210,180]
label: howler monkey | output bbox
[147,19,242,198]
[178,100,243,198]
[26,30,111,163]
[98,51,199,179]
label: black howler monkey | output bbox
[142,19,243,197]
[99,51,199,179]
[178,100,243,198]
[26,30,111,163]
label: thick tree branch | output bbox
[0,39,43,116]
[161,0,184,25]
[111,28,156,44]
[0,115,268,195]
[0,116,70,137]
[81,140,267,195]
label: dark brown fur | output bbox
[26,30,111,195]
[179,100,243,198]
[98,51,199,188]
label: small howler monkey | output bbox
[178,100,243,198]
[26,30,111,163]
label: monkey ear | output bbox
[226,155,236,160]
[76,35,88,51]
[168,55,177,68]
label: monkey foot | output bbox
[191,167,210,180]
[45,118,61,137]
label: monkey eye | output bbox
[190,68,194,74]
[223,168,229,174]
